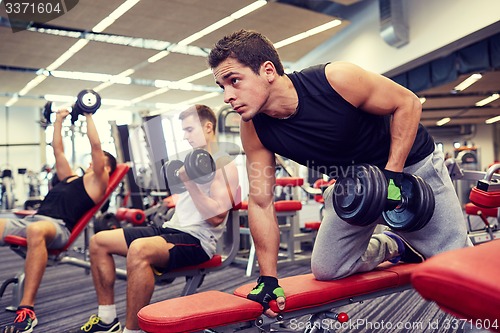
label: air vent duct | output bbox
[379,0,409,48]
[426,125,475,138]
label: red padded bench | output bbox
[412,240,500,332]
[465,202,498,219]
[138,263,416,333]
[465,179,500,244]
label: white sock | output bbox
[123,329,144,333]
[97,304,117,324]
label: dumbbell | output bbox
[43,89,101,125]
[93,212,121,234]
[332,164,435,232]
[116,208,146,225]
[163,148,216,194]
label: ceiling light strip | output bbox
[147,51,170,63]
[92,0,141,32]
[475,93,500,107]
[453,73,482,92]
[149,0,267,63]
[8,0,140,106]
[436,117,451,126]
[274,19,342,49]
[485,115,500,124]
[178,92,221,105]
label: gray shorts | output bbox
[1,214,71,249]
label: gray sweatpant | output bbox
[311,147,472,280]
[0,214,70,249]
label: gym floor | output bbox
[0,202,476,333]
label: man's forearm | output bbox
[52,119,64,154]
[248,205,280,277]
[84,114,102,150]
[184,181,227,226]
[386,99,421,171]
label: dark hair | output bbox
[179,104,217,131]
[104,151,117,175]
[208,29,285,76]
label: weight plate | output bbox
[353,164,381,226]
[81,92,98,108]
[412,175,435,232]
[333,164,376,226]
[43,101,53,124]
[184,148,216,184]
[71,108,79,124]
[352,164,385,226]
[382,173,422,231]
[75,89,102,114]
[94,213,120,234]
[423,176,435,228]
[363,164,387,225]
[163,160,186,194]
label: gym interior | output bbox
[1,0,500,332]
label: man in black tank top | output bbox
[209,29,470,317]
[0,109,117,333]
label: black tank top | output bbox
[37,176,95,231]
[252,64,434,177]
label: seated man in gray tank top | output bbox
[67,104,239,333]
[208,29,471,318]
[0,109,117,333]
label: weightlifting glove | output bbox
[383,169,403,211]
[247,276,285,312]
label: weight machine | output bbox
[446,158,500,244]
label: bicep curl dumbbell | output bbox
[332,164,435,232]
[43,89,102,125]
[163,148,216,194]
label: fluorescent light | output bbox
[177,1,266,46]
[51,70,110,82]
[177,17,233,46]
[92,0,140,32]
[453,73,482,92]
[436,117,451,126]
[475,93,500,107]
[177,0,267,46]
[179,69,213,83]
[93,82,114,92]
[101,99,132,107]
[49,70,132,85]
[179,92,221,105]
[485,115,500,124]
[146,0,267,66]
[44,94,75,102]
[9,0,139,105]
[19,76,47,95]
[119,69,135,77]
[148,51,170,63]
[155,103,175,109]
[92,17,116,33]
[46,40,89,71]
[110,76,132,85]
[231,0,267,19]
[131,88,170,104]
[109,0,140,19]
[6,96,18,107]
[274,19,342,49]
[419,97,426,104]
